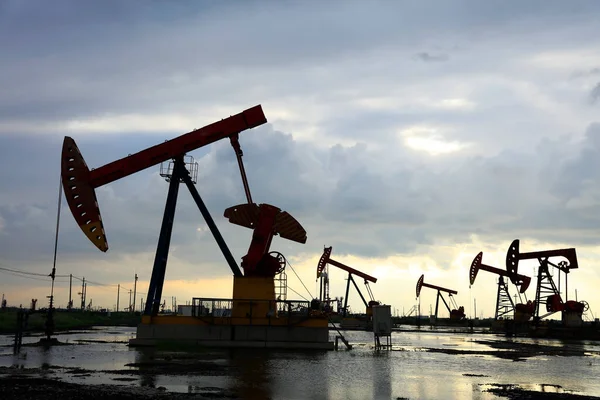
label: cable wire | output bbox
[0,265,69,278]
[287,285,309,302]
[285,259,313,299]
[0,269,69,283]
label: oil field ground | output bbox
[3,326,600,399]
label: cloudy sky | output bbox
[1,0,600,319]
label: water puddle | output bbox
[2,326,600,399]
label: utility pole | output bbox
[132,274,138,313]
[68,274,73,310]
[79,277,86,310]
[116,284,120,312]
[129,290,132,313]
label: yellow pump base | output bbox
[232,276,277,319]
[129,276,334,350]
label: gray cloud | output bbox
[2,1,600,309]
[416,52,449,63]
[590,83,600,104]
[5,121,597,266]
[1,1,599,130]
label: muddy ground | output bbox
[423,339,599,361]
[484,384,600,399]
[1,369,600,399]
[2,338,600,399]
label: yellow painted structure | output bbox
[232,276,276,319]
[139,276,329,329]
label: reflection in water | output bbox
[39,345,52,380]
[227,349,272,400]
[305,351,330,400]
[273,350,330,400]
[372,350,392,400]
[4,327,600,399]
[135,348,157,388]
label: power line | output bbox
[85,279,118,288]
[0,265,133,290]
[0,265,69,278]
[0,269,69,283]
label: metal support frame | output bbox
[432,291,452,324]
[144,158,184,316]
[495,276,515,320]
[144,157,243,317]
[275,269,287,307]
[343,273,351,317]
[534,259,562,321]
[319,265,330,303]
[374,334,392,350]
[350,275,368,307]
[342,273,369,316]
[182,170,242,277]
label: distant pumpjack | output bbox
[506,239,588,326]
[316,246,379,317]
[416,274,465,323]
[469,251,533,322]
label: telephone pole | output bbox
[79,277,86,310]
[129,289,132,313]
[68,274,73,310]
[116,284,120,312]
[132,274,138,313]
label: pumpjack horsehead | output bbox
[416,274,465,323]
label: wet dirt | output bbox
[422,339,598,361]
[0,375,239,399]
[483,383,600,399]
[4,327,600,399]
[2,374,600,400]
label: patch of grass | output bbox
[0,309,140,334]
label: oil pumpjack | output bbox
[507,239,589,328]
[469,251,534,322]
[61,105,333,349]
[315,246,381,330]
[416,274,465,324]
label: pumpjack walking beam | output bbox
[469,251,531,320]
[416,274,461,322]
[507,239,579,321]
[61,105,267,253]
[61,106,267,316]
[317,246,378,316]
